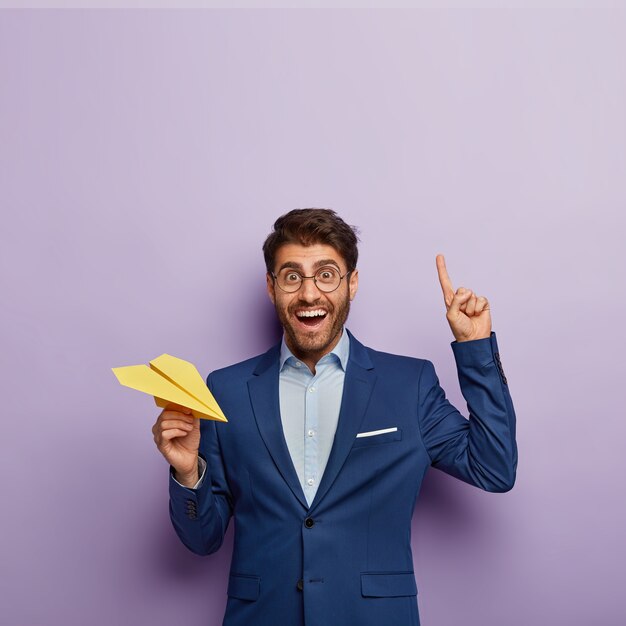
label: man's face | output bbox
[266,242,358,363]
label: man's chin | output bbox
[289,328,334,355]
[292,334,328,353]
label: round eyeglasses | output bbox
[271,266,351,293]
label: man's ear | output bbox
[266,272,276,305]
[348,269,359,301]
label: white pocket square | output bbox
[356,427,398,439]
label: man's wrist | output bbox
[173,458,200,488]
[453,332,491,343]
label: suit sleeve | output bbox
[417,332,518,492]
[168,373,233,555]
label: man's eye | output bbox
[285,273,301,283]
[318,269,336,281]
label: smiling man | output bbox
[267,241,357,371]
[152,208,518,626]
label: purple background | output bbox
[1,9,625,626]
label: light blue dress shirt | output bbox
[175,329,350,502]
[278,328,350,506]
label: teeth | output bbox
[296,309,326,318]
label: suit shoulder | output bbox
[365,345,432,373]
[206,348,275,385]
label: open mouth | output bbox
[295,308,328,328]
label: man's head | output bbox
[263,209,360,367]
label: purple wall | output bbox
[1,9,625,626]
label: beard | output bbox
[275,290,351,361]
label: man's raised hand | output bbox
[436,254,491,342]
[152,403,201,487]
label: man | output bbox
[152,208,517,626]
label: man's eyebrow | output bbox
[276,259,342,273]
[313,259,341,271]
[277,261,304,273]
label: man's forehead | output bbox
[273,243,346,270]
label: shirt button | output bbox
[295,361,301,368]
[309,387,315,393]
[307,429,315,437]
[307,478,315,486]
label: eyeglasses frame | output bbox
[270,267,353,294]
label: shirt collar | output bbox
[279,327,350,372]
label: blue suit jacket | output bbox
[169,330,517,626]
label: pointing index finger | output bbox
[436,254,455,306]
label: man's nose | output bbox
[299,276,321,301]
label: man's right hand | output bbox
[152,403,201,488]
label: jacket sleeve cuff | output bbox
[169,455,207,491]
[451,332,508,385]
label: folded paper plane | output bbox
[112,354,227,422]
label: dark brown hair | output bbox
[263,208,360,273]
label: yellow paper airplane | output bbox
[112,354,227,422]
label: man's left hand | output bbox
[436,254,492,342]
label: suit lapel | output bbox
[247,345,309,511]
[309,331,376,511]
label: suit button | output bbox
[296,579,304,591]
[304,517,315,528]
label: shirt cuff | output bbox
[171,456,207,490]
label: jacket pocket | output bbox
[227,574,260,601]
[361,572,417,597]
[352,428,403,448]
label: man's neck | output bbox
[284,329,344,375]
